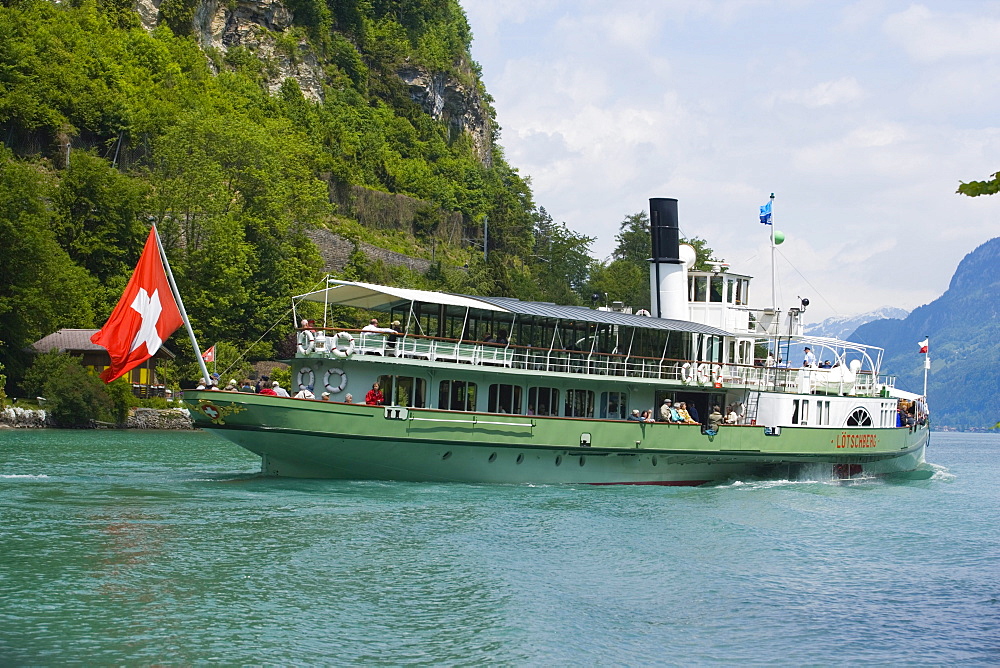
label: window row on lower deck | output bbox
[379,375,637,419]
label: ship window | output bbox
[801,400,809,425]
[726,277,735,303]
[488,384,522,414]
[693,276,708,302]
[791,399,800,424]
[600,391,627,419]
[438,380,477,411]
[389,376,425,408]
[710,276,724,302]
[528,387,559,416]
[846,407,873,427]
[565,389,595,418]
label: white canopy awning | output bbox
[295,280,509,312]
[888,387,923,400]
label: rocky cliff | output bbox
[133,0,492,164]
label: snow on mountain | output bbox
[804,307,910,340]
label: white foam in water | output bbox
[1,474,50,479]
[928,462,954,482]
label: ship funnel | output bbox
[648,198,688,320]
[650,198,680,263]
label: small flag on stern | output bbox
[918,338,929,354]
[202,345,216,363]
[90,227,184,383]
[759,200,772,225]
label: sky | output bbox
[459,0,1000,323]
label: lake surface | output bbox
[1,429,998,665]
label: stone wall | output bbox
[0,406,47,428]
[126,407,195,430]
[306,227,434,274]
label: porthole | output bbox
[555,455,563,467]
[579,456,585,467]
[442,451,452,460]
[488,452,497,463]
[516,453,524,465]
[652,456,658,466]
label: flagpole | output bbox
[153,225,212,384]
[769,193,776,313]
[923,335,929,398]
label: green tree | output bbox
[957,172,1000,197]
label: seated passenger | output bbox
[294,385,315,399]
[496,329,509,345]
[365,382,384,406]
[627,409,643,421]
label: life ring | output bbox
[323,367,347,394]
[331,331,355,359]
[711,363,723,385]
[697,362,710,385]
[296,330,315,354]
[680,362,693,383]
[635,309,651,317]
[297,366,315,390]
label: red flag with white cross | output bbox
[91,227,183,383]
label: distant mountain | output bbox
[805,307,910,340]
[851,237,1000,431]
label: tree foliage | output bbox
[957,172,1000,197]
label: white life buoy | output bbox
[323,367,347,394]
[680,362,693,383]
[331,331,355,359]
[711,363,723,385]
[635,309,651,317]
[297,330,315,354]
[697,362,710,385]
[297,366,315,390]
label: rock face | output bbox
[397,65,492,167]
[133,0,491,161]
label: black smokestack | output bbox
[649,198,680,263]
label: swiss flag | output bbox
[201,345,215,363]
[918,338,929,354]
[91,227,183,383]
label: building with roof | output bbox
[30,329,175,397]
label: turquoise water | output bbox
[1,429,997,665]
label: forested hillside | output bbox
[0,0,716,396]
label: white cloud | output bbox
[884,4,1000,62]
[459,0,1000,322]
[772,77,864,108]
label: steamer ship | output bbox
[186,198,929,484]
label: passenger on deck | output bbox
[686,402,700,423]
[819,360,832,369]
[362,318,382,332]
[224,379,239,392]
[496,329,509,345]
[258,384,277,396]
[365,382,384,406]
[659,398,673,422]
[725,404,739,424]
[803,346,817,367]
[272,381,290,398]
[321,391,331,401]
[627,409,643,421]
[386,320,402,349]
[677,402,698,424]
[482,331,495,343]
[294,385,315,399]
[706,405,723,435]
[344,393,354,403]
[196,378,207,390]
[641,410,655,423]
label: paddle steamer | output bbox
[186,198,929,484]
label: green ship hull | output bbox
[187,392,929,485]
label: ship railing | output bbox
[305,328,883,396]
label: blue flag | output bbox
[759,200,772,225]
